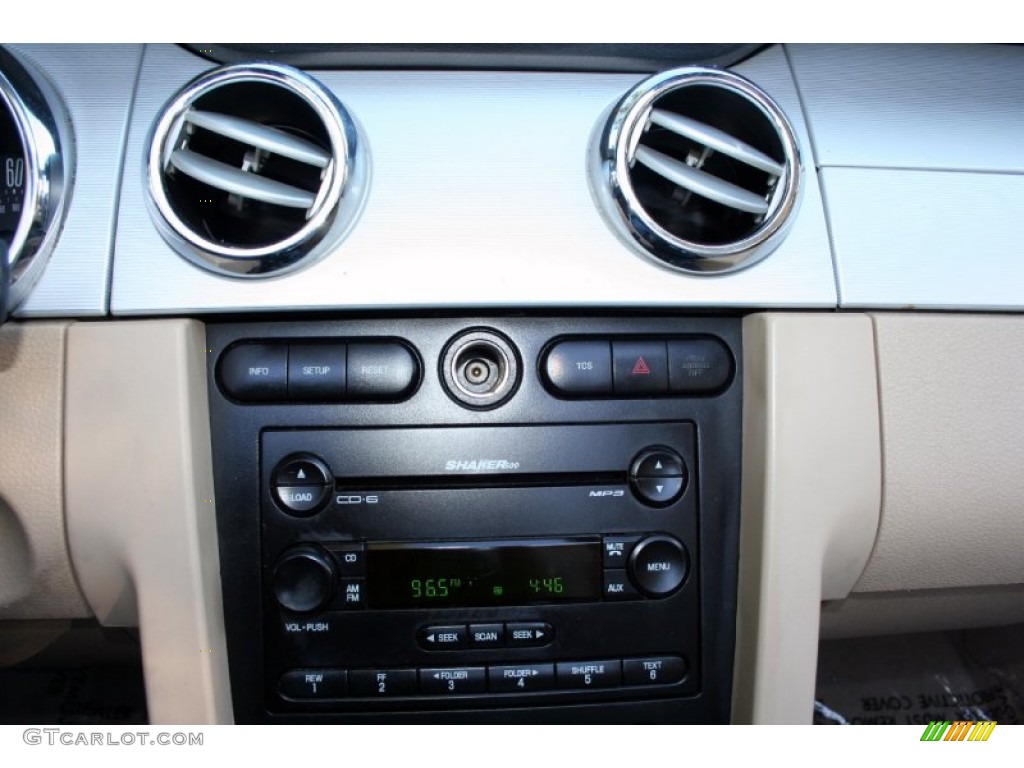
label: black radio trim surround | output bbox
[207,315,742,724]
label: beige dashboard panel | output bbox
[64,320,232,724]
[733,313,881,724]
[0,321,90,620]
[852,314,1024,593]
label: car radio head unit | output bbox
[206,316,742,724]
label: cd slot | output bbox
[334,471,625,492]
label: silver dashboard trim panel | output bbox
[824,167,1024,311]
[110,44,836,315]
[788,44,1024,173]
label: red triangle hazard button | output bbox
[631,356,651,375]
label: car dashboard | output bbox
[0,43,1023,725]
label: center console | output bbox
[206,315,742,723]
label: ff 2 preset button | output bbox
[543,341,612,395]
[349,668,417,697]
[218,343,288,401]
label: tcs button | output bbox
[543,341,612,396]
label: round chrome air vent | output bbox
[147,63,368,278]
[0,48,72,313]
[590,67,801,275]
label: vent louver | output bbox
[590,67,801,274]
[146,63,367,278]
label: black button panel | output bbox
[542,335,733,399]
[408,621,551,651]
[278,655,686,702]
[217,340,419,403]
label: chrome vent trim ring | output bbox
[590,67,801,275]
[146,62,368,278]
[0,48,73,312]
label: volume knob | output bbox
[272,545,337,613]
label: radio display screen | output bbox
[366,537,602,609]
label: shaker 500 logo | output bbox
[444,459,520,471]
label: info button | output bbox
[417,624,468,651]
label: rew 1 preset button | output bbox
[279,669,348,700]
